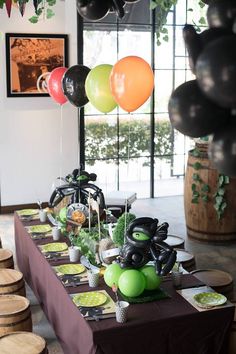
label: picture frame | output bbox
[5,33,68,97]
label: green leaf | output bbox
[215,196,223,205]
[218,175,224,186]
[161,27,168,34]
[217,187,225,196]
[0,0,5,9]
[193,191,200,198]
[199,16,206,25]
[224,175,230,184]
[192,197,199,204]
[163,35,169,42]
[47,0,56,5]
[201,184,210,193]
[191,183,197,191]
[46,8,55,19]
[192,162,202,170]
[201,194,209,203]
[187,8,193,12]
[214,203,220,211]
[192,173,201,182]
[192,148,200,157]
[150,1,158,10]
[29,16,39,23]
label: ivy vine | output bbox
[213,174,229,220]
[190,147,229,220]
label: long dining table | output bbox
[14,212,234,354]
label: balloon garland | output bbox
[168,0,236,176]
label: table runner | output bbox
[14,213,234,354]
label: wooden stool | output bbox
[0,269,26,296]
[191,269,233,299]
[176,249,196,272]
[0,249,14,269]
[0,332,48,354]
[229,301,236,354]
[0,295,32,336]
[166,235,185,249]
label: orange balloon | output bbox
[110,56,154,113]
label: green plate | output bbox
[193,292,227,308]
[41,242,68,253]
[72,291,107,308]
[29,225,52,234]
[18,209,38,216]
[56,264,85,275]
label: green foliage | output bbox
[85,120,172,166]
[28,0,56,23]
[112,212,136,246]
[213,174,229,220]
[71,226,109,266]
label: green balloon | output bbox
[140,266,161,290]
[118,269,146,297]
[104,263,124,287]
[85,64,117,113]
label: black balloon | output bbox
[183,25,202,74]
[168,80,231,138]
[62,65,90,108]
[77,0,110,21]
[209,120,236,176]
[207,0,236,30]
[196,35,236,108]
[200,27,232,46]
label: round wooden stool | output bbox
[0,295,32,336]
[0,269,26,296]
[0,332,48,354]
[166,235,185,249]
[229,301,236,354]
[0,249,14,269]
[176,249,196,272]
[191,269,233,299]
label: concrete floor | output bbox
[1,195,236,353]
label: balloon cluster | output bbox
[77,0,141,22]
[168,0,236,176]
[47,56,154,113]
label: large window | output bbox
[80,0,206,198]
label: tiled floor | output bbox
[1,196,236,353]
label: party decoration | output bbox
[208,121,236,176]
[47,67,68,105]
[104,263,124,287]
[49,168,105,212]
[33,0,39,13]
[196,35,236,108]
[18,0,26,16]
[207,0,236,30]
[168,80,230,138]
[183,25,232,74]
[140,266,161,290]
[118,217,176,276]
[62,65,90,108]
[85,64,117,113]
[118,269,146,297]
[110,56,154,112]
[77,0,110,21]
[5,0,12,17]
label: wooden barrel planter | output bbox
[191,269,233,299]
[0,295,32,336]
[0,332,48,354]
[176,249,196,272]
[0,249,14,269]
[0,269,25,296]
[184,146,236,242]
[166,235,185,249]
[229,301,236,354]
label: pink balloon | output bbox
[48,67,68,105]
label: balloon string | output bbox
[59,105,63,186]
[78,108,81,169]
[124,113,131,235]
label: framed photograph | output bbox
[5,33,68,97]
